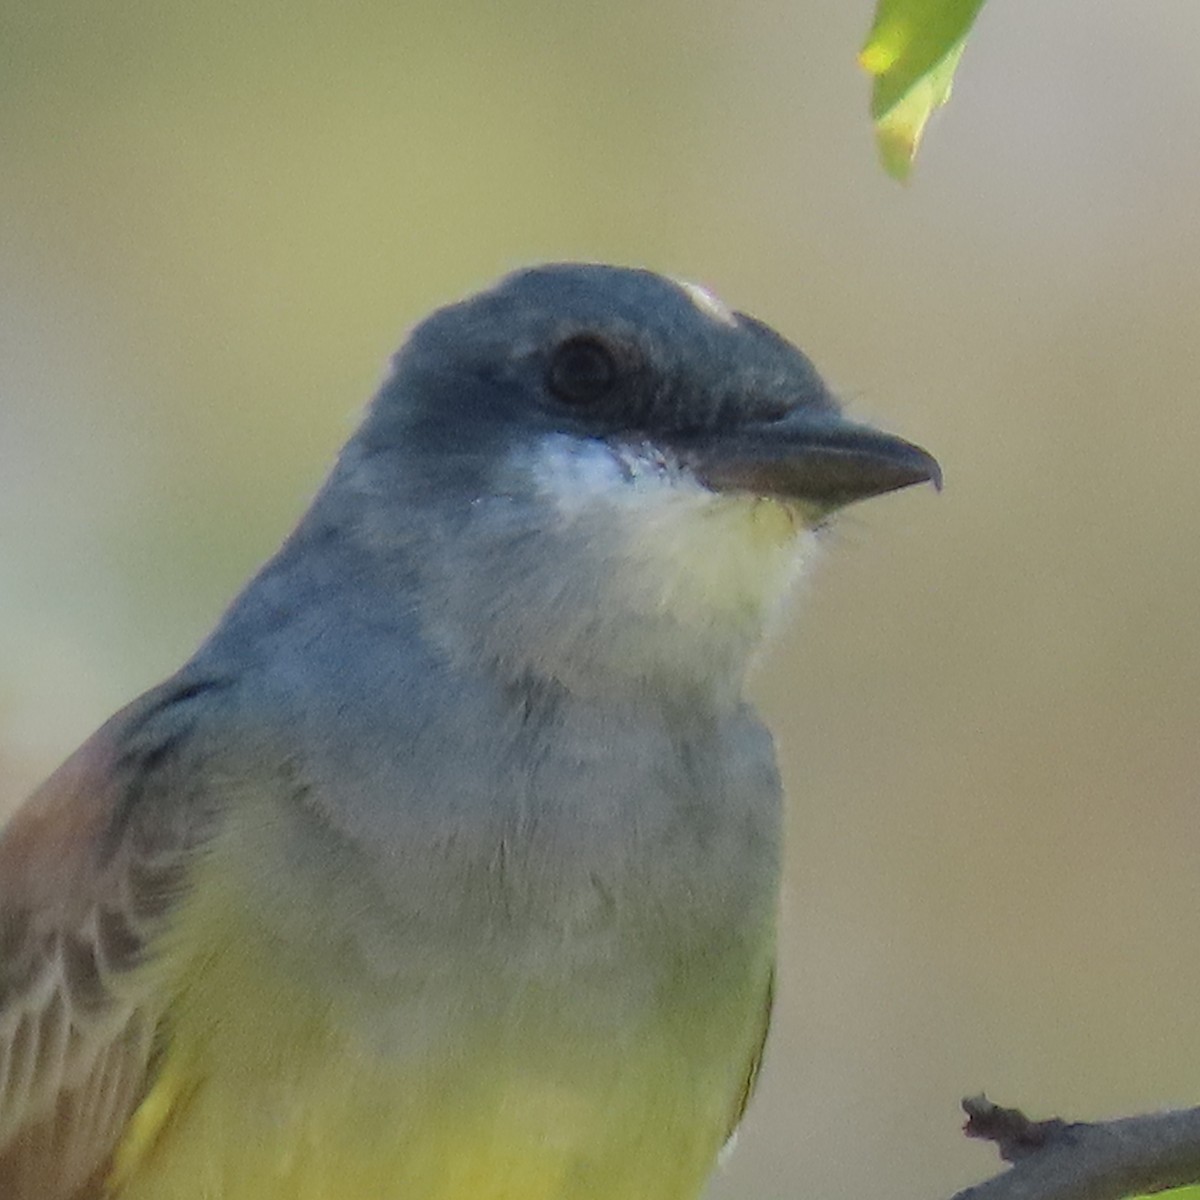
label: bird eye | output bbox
[547,336,618,406]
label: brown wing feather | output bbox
[0,675,227,1200]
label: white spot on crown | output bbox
[676,280,738,327]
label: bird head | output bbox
[337,265,939,697]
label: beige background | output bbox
[3,2,1200,1197]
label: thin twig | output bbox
[953,1096,1200,1200]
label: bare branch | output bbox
[953,1096,1200,1200]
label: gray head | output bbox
[317,264,939,697]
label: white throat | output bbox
[476,434,820,695]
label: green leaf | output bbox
[860,0,987,180]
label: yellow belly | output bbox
[114,1043,729,1200]
[109,836,771,1200]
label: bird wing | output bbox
[723,964,775,1150]
[0,677,225,1200]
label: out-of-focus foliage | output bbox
[861,0,987,178]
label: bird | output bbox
[0,263,939,1200]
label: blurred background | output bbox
[3,1,1200,1196]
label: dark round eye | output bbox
[547,336,618,406]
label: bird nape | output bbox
[0,263,938,1200]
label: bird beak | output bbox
[676,411,942,510]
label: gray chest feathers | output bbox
[249,675,785,989]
